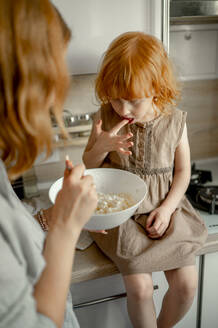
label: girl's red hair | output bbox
[96,31,180,111]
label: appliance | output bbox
[186,160,218,234]
[12,168,39,200]
[51,109,93,140]
[170,0,218,20]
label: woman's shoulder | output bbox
[0,160,23,220]
[0,159,12,198]
[0,159,45,249]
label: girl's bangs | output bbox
[105,69,153,101]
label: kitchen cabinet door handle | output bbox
[73,285,159,309]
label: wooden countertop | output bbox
[71,233,218,284]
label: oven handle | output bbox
[73,285,159,309]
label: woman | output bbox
[0,1,97,328]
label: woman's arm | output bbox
[34,226,79,328]
[161,123,191,213]
[33,163,97,328]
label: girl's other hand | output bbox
[84,228,108,235]
[145,206,172,239]
[51,159,98,235]
[93,119,133,156]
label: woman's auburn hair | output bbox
[0,0,71,180]
[95,31,181,111]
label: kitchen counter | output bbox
[72,232,218,284]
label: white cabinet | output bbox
[201,252,218,328]
[71,274,132,328]
[170,24,218,81]
[152,271,169,316]
[51,0,165,75]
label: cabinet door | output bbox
[170,27,218,80]
[201,252,218,328]
[74,297,131,328]
[51,0,163,75]
[152,271,169,316]
[71,274,131,328]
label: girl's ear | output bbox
[153,96,158,103]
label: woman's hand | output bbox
[51,159,98,235]
[145,206,173,239]
[92,119,133,156]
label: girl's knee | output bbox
[169,271,198,302]
[125,275,154,302]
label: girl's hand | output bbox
[92,119,133,155]
[145,206,172,239]
[51,159,98,235]
[84,228,108,235]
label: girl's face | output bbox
[110,96,155,124]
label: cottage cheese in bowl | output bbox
[95,192,136,214]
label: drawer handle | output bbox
[184,32,192,41]
[74,285,159,309]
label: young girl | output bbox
[83,32,208,328]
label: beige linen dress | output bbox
[90,104,208,275]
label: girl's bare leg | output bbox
[123,273,157,328]
[157,265,198,328]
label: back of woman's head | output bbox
[96,31,180,110]
[0,0,71,179]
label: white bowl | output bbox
[49,168,147,230]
